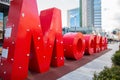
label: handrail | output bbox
[0,0,10,5]
[0,0,9,3]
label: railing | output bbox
[0,0,10,4]
[62,27,96,34]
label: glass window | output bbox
[94,14,101,16]
[94,7,101,10]
[94,0,101,4]
[94,18,101,21]
[94,0,101,11]
[94,21,101,25]
[94,14,101,18]
[94,4,101,7]
[94,10,101,13]
[94,25,101,28]
[0,12,3,39]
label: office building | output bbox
[67,7,94,34]
[81,0,102,29]
[66,0,102,34]
[81,0,94,28]
[67,8,80,28]
[94,0,102,31]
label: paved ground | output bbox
[58,43,120,80]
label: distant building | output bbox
[93,0,102,31]
[65,0,102,34]
[0,0,9,41]
[81,0,94,28]
[67,8,80,28]
[67,8,89,34]
[81,0,102,29]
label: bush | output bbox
[93,66,120,80]
[112,50,120,66]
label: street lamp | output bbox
[74,15,77,32]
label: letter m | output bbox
[0,0,64,80]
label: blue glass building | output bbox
[67,0,102,33]
[68,8,80,28]
[94,0,101,28]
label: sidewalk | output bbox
[58,43,119,80]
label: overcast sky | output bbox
[37,0,120,32]
[37,0,79,11]
[37,0,79,28]
[102,0,120,32]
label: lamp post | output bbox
[67,27,69,33]
[74,15,77,32]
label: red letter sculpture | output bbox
[0,0,64,80]
[63,32,85,60]
[29,8,64,72]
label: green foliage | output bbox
[112,50,120,66]
[93,66,120,80]
[93,50,120,80]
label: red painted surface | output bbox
[40,8,64,68]
[0,0,64,80]
[29,8,64,72]
[104,37,108,49]
[63,32,85,60]
[93,35,101,53]
[100,36,105,51]
[0,0,39,79]
[84,35,94,55]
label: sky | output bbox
[102,0,120,32]
[37,0,79,11]
[37,0,79,27]
[37,0,120,32]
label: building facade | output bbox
[81,0,88,28]
[81,0,102,29]
[0,0,9,42]
[67,8,80,28]
[82,0,94,28]
[66,0,102,34]
[93,0,102,30]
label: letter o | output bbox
[63,32,85,60]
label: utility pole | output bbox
[74,15,77,32]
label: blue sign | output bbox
[0,12,3,22]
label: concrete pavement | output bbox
[58,43,120,80]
